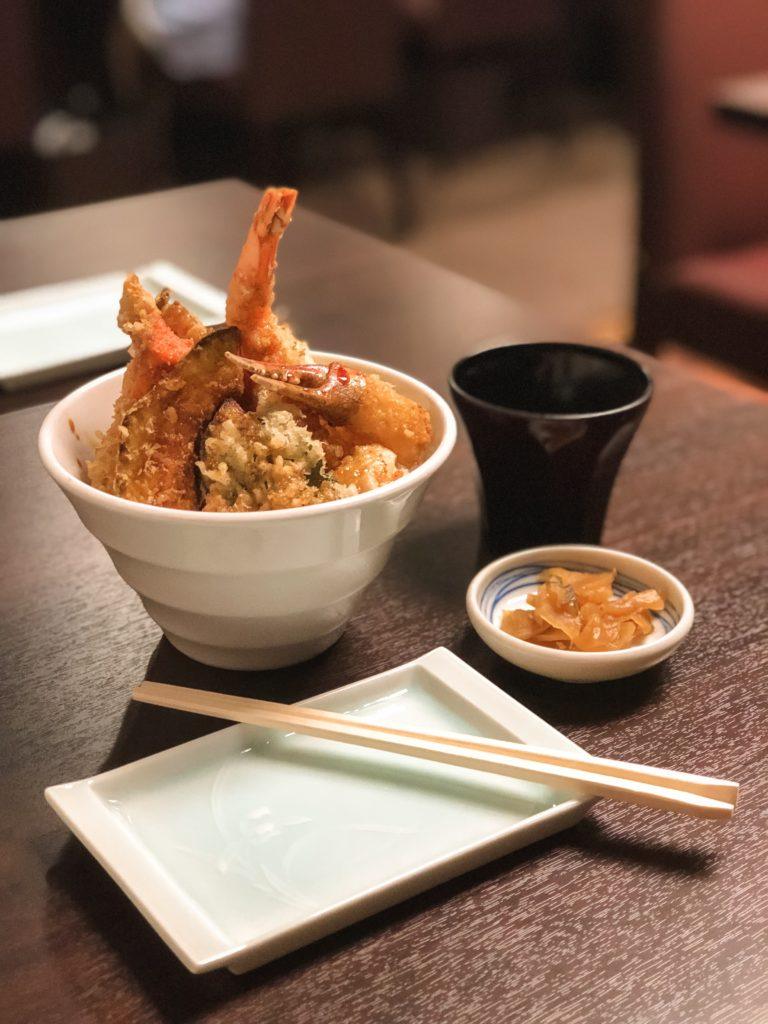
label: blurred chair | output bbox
[405,1,571,153]
[118,0,408,225]
[0,2,39,149]
[630,0,768,377]
[0,1,43,216]
[236,0,401,126]
[211,0,410,229]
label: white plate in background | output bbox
[46,648,590,974]
[0,260,226,391]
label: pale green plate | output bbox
[46,648,589,973]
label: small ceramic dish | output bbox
[467,545,694,683]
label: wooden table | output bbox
[2,181,767,1024]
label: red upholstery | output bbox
[652,244,768,373]
[237,0,403,125]
[633,0,768,264]
[671,243,768,311]
[630,0,768,377]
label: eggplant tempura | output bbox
[88,188,433,511]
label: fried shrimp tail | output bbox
[117,274,197,404]
[156,288,208,345]
[89,276,213,493]
[226,187,296,337]
[225,187,310,364]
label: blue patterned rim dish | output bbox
[480,561,680,640]
[467,545,694,682]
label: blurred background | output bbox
[2,0,767,397]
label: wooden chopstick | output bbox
[132,682,738,804]
[132,682,738,821]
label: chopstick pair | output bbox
[132,682,739,821]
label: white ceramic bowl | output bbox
[39,353,456,670]
[467,545,694,683]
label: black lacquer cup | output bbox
[449,343,653,558]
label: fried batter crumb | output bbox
[197,397,360,511]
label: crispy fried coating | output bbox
[226,188,311,364]
[118,275,196,405]
[89,278,214,495]
[256,317,311,365]
[156,288,208,344]
[332,444,402,491]
[197,396,358,512]
[88,420,123,495]
[325,374,433,469]
[106,328,244,509]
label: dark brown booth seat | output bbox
[629,0,768,380]
[642,242,768,377]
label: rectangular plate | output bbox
[46,649,590,974]
[0,261,225,390]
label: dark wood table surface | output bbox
[2,181,767,1024]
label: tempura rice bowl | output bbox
[39,353,457,669]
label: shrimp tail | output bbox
[156,287,208,344]
[117,274,196,404]
[225,187,298,356]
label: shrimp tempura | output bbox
[225,187,310,365]
[156,287,208,348]
[118,274,199,404]
[88,276,205,491]
[325,375,433,469]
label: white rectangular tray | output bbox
[46,649,590,974]
[0,261,226,391]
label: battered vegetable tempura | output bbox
[88,187,433,511]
